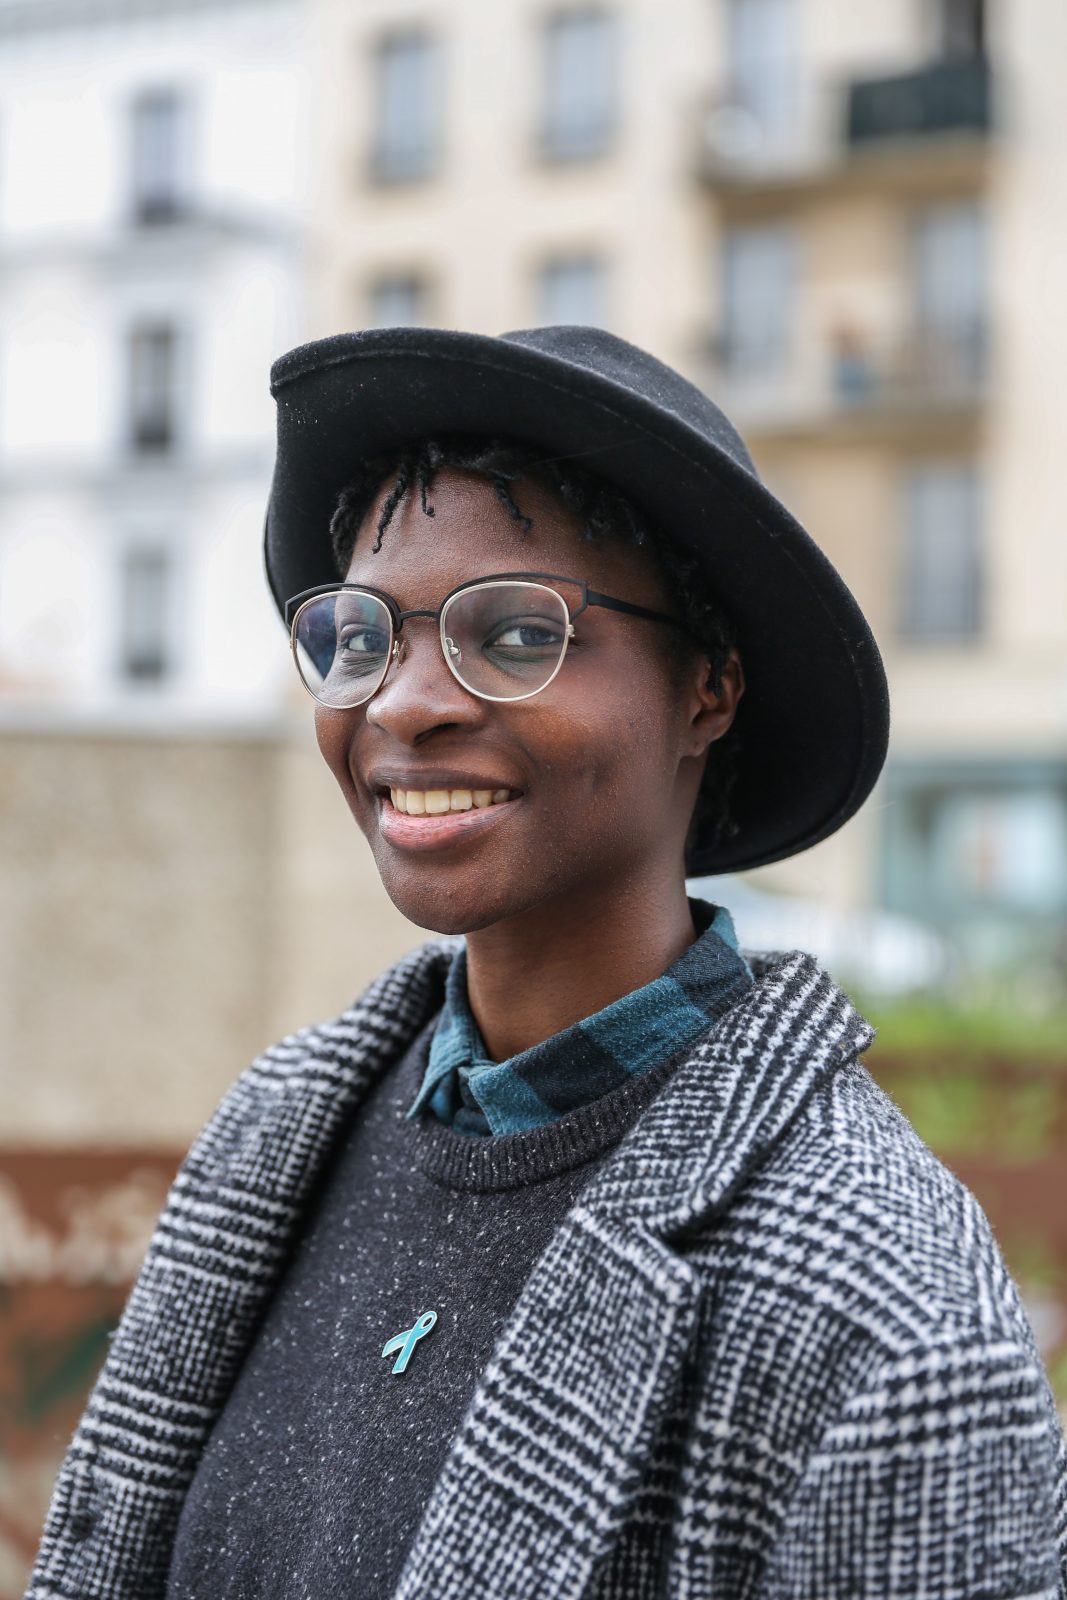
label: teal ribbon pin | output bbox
[382,1310,438,1374]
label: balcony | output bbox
[695,57,992,204]
[847,57,992,148]
[698,323,987,444]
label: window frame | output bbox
[896,460,985,643]
[536,251,610,327]
[128,85,190,226]
[114,539,178,688]
[125,319,184,457]
[368,29,443,186]
[538,6,620,164]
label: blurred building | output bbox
[0,2,414,1579]
[0,0,427,1160]
[0,0,305,720]
[309,0,1067,995]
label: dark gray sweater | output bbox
[165,1012,693,1598]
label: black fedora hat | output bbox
[264,324,890,877]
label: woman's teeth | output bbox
[389,787,514,815]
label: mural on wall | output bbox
[0,1151,178,1597]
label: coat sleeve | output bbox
[761,1333,1067,1600]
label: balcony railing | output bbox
[847,56,992,148]
[700,324,987,434]
[696,56,992,189]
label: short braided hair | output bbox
[328,435,743,861]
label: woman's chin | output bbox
[379,872,511,938]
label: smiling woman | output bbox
[28,328,1067,1600]
[308,453,744,971]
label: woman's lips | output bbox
[377,793,520,851]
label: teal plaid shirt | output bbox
[404,898,754,1137]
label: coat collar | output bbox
[359,935,875,1235]
[589,940,876,1237]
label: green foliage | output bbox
[848,989,1067,1065]
[1048,1345,1067,1411]
[880,1069,1060,1163]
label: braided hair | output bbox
[327,435,743,862]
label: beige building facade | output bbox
[4,0,1067,1142]
[307,0,1067,992]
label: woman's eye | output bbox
[333,627,390,674]
[339,627,389,656]
[488,621,562,650]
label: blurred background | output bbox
[1,0,1065,1586]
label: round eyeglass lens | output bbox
[440,581,571,701]
[292,590,392,708]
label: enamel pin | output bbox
[382,1309,438,1374]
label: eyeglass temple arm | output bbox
[585,589,682,627]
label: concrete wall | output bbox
[0,720,427,1148]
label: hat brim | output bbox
[264,327,890,876]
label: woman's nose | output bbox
[363,622,482,741]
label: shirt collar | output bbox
[404,898,754,1138]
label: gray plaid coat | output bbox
[27,942,1067,1599]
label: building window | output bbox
[721,224,796,376]
[130,89,187,224]
[880,765,1067,976]
[727,0,798,148]
[937,0,985,57]
[370,33,441,183]
[541,10,618,161]
[537,255,608,327]
[118,546,173,683]
[898,463,983,640]
[912,200,987,385]
[127,323,179,454]
[367,273,429,328]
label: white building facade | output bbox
[0,0,309,725]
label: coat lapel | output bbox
[394,948,876,1599]
[393,1202,703,1600]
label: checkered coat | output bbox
[27,942,1067,1599]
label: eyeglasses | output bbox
[285,571,682,708]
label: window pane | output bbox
[538,256,608,327]
[722,225,796,374]
[368,274,428,327]
[880,767,1067,987]
[128,324,178,453]
[940,789,1067,912]
[373,34,440,181]
[542,10,618,159]
[120,548,172,682]
[728,0,798,144]
[898,464,983,638]
[938,0,985,57]
[130,89,185,223]
[913,201,987,380]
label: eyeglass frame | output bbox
[284,570,687,707]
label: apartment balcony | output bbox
[847,57,992,147]
[695,56,992,207]
[699,324,987,445]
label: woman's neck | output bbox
[463,871,697,1062]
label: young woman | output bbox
[30,326,1067,1599]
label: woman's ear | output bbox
[685,646,745,758]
